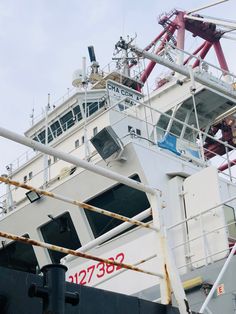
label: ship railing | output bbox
[199,242,236,313]
[109,95,236,180]
[167,195,236,271]
[163,41,236,85]
[100,60,143,81]
[6,149,39,172]
[6,96,107,173]
[1,91,236,206]
[0,163,235,313]
[0,142,96,213]
[0,117,235,313]
[0,167,193,312]
[2,94,236,211]
[31,87,77,126]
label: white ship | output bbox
[0,2,236,313]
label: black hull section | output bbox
[0,265,191,314]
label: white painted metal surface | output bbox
[183,167,229,267]
[1,9,236,312]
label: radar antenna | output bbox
[87,46,102,83]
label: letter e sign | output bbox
[217,284,225,296]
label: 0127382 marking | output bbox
[68,252,125,285]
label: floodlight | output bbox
[90,126,124,160]
[26,191,41,203]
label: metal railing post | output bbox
[149,193,191,314]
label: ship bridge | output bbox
[156,86,235,141]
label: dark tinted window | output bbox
[33,136,39,142]
[40,212,81,263]
[50,121,62,137]
[73,105,82,122]
[85,175,150,238]
[47,128,53,143]
[60,111,74,131]
[38,130,46,144]
[38,128,53,143]
[99,99,106,108]
[83,102,98,117]
[88,101,99,116]
[0,234,38,273]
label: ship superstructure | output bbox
[0,3,236,313]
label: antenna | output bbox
[87,45,101,83]
[30,107,35,126]
[47,93,51,110]
[88,46,96,62]
[82,57,87,83]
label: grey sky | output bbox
[0,0,235,177]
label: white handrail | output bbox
[0,126,156,195]
[167,193,236,230]
[62,208,152,264]
[199,243,236,313]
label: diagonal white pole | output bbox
[199,243,236,313]
[0,126,156,195]
[187,0,229,14]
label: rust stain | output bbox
[0,176,157,231]
[0,230,162,278]
[164,263,172,305]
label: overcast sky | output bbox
[0,0,235,179]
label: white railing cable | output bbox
[167,193,236,230]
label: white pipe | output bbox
[0,126,156,195]
[166,42,236,79]
[184,14,236,30]
[43,95,50,187]
[62,208,152,263]
[222,34,236,41]
[200,14,236,25]
[131,45,236,101]
[199,243,236,313]
[188,66,205,162]
[187,0,229,14]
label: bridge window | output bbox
[47,128,53,143]
[33,136,39,142]
[60,111,75,131]
[50,121,62,137]
[85,175,151,238]
[88,101,99,116]
[73,105,82,122]
[40,212,81,263]
[37,128,54,144]
[0,234,38,273]
[38,130,46,144]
